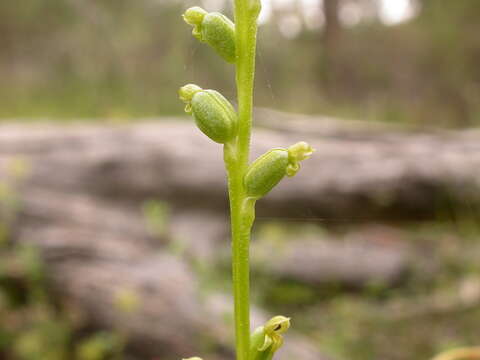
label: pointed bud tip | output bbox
[250,0,262,19]
[183,7,207,26]
[179,84,202,103]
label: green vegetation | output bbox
[0,1,479,126]
[0,238,125,360]
[1,1,479,359]
[250,220,480,360]
[0,164,126,359]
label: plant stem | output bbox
[224,143,252,360]
[224,1,259,360]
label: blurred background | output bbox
[1,0,479,126]
[1,0,480,360]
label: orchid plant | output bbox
[178,1,314,359]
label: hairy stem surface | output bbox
[225,1,259,360]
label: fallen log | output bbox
[0,116,478,358]
[0,117,478,220]
[251,225,411,287]
[11,188,330,360]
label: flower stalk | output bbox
[179,1,312,359]
[226,1,260,359]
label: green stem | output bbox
[224,143,251,360]
[224,1,259,360]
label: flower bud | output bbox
[244,149,289,199]
[183,7,207,41]
[244,142,314,199]
[183,7,236,63]
[286,141,315,177]
[250,0,262,19]
[249,316,291,360]
[178,84,202,112]
[179,84,237,144]
[183,7,207,28]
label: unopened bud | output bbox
[179,84,237,144]
[244,148,289,199]
[183,7,207,27]
[244,142,314,198]
[183,7,236,63]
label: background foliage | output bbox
[1,1,479,360]
[0,0,479,126]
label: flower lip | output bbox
[179,84,203,103]
[182,7,207,26]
